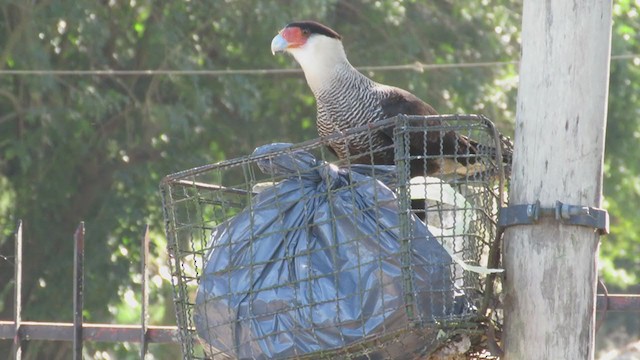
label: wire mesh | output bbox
[161,114,509,359]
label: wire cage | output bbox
[161,114,509,359]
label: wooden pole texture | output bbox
[503,1,611,359]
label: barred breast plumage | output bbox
[315,68,388,161]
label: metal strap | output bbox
[498,200,609,235]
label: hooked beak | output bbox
[271,33,289,55]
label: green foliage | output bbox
[0,0,637,358]
[601,0,640,289]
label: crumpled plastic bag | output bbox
[195,143,460,359]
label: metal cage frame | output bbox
[160,114,509,359]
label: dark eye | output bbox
[301,28,310,36]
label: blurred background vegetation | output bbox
[0,0,637,359]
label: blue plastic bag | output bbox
[195,143,458,359]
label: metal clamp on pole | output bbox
[498,200,609,235]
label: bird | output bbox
[271,21,512,219]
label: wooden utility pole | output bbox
[502,1,611,359]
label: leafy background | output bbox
[0,0,637,358]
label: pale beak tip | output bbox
[270,33,289,55]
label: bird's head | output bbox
[271,21,342,55]
[271,21,349,92]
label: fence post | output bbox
[12,220,23,360]
[73,222,85,360]
[141,225,150,359]
[502,1,612,358]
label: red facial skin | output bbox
[279,27,309,49]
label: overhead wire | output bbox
[0,54,635,77]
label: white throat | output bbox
[286,36,352,95]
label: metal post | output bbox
[73,222,85,360]
[140,225,150,359]
[12,220,23,360]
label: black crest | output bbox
[286,21,342,40]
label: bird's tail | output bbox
[419,131,513,180]
[470,132,513,177]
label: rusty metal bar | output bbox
[141,225,150,358]
[73,222,85,360]
[0,322,179,343]
[596,294,640,312]
[12,220,23,360]
[0,295,634,343]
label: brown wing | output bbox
[377,86,478,177]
